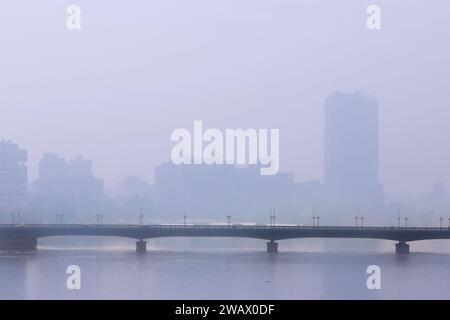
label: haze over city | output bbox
[2,1,450,302]
[1,1,449,199]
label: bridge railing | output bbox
[1,223,450,232]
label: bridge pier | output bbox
[0,237,37,251]
[136,240,147,254]
[395,241,410,255]
[267,240,278,253]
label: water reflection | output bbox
[1,249,450,299]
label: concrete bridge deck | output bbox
[1,223,450,254]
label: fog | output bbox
[1,0,449,199]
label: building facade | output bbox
[324,91,384,205]
[35,153,103,198]
[0,140,27,214]
[153,163,295,221]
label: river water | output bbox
[1,238,450,299]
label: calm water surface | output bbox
[1,244,450,299]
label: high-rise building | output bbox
[324,91,383,204]
[35,153,103,198]
[35,153,67,195]
[0,140,27,213]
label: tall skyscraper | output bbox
[324,91,383,204]
[0,140,27,214]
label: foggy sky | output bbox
[1,1,449,197]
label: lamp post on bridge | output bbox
[440,217,443,229]
[355,216,359,227]
[361,217,364,227]
[96,214,103,225]
[317,216,320,227]
[404,217,408,228]
[139,212,144,226]
[269,209,274,227]
[184,214,187,227]
[227,215,231,226]
[272,210,276,227]
[312,213,316,227]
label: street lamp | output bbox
[404,217,408,228]
[440,217,443,229]
[361,217,364,227]
[184,214,187,227]
[267,209,278,226]
[355,216,359,227]
[312,213,316,227]
[227,215,231,226]
[317,216,320,227]
[139,212,144,226]
[96,214,103,225]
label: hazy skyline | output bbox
[1,1,449,197]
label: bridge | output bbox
[1,223,450,254]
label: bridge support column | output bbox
[0,238,37,251]
[136,240,147,254]
[267,240,278,253]
[395,241,410,255]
